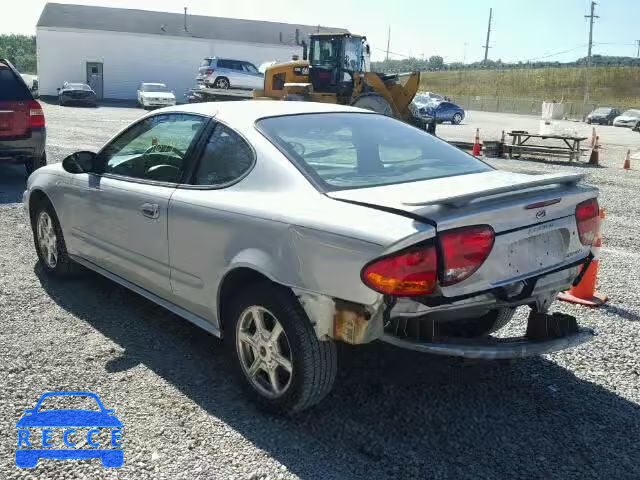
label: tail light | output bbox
[28,100,45,128]
[575,198,599,246]
[361,245,437,296]
[361,225,495,297]
[439,225,495,286]
[206,68,215,75]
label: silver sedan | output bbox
[25,101,599,413]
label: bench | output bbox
[508,144,587,162]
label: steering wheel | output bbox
[288,141,306,156]
[143,144,184,158]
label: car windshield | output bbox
[66,83,91,90]
[622,109,640,117]
[142,84,169,92]
[257,113,492,190]
[243,63,259,73]
[593,108,612,114]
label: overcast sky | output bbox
[3,0,640,62]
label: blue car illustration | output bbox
[16,391,123,468]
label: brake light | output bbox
[361,245,437,296]
[28,100,45,128]
[575,198,599,246]
[440,225,495,286]
[206,68,215,75]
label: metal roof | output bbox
[37,3,348,46]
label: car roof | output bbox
[157,100,372,127]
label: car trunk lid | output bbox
[0,63,32,138]
[328,170,596,296]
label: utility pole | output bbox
[386,26,390,61]
[183,7,188,32]
[583,1,598,111]
[636,40,640,58]
[482,8,492,63]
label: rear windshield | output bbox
[0,65,31,101]
[622,109,640,117]
[593,108,612,114]
[257,113,492,190]
[66,83,91,90]
[141,84,169,92]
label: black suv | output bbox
[0,59,46,176]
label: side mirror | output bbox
[62,151,96,174]
[56,88,61,92]
[23,408,35,414]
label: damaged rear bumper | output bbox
[380,311,595,359]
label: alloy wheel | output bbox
[37,211,58,269]
[236,306,293,398]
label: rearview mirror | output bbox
[62,151,96,174]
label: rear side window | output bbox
[257,113,492,191]
[0,66,31,101]
[193,123,254,186]
[218,59,233,69]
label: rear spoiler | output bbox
[403,173,585,208]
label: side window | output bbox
[219,59,232,69]
[272,73,285,91]
[193,123,253,186]
[101,114,207,182]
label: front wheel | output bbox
[31,202,78,277]
[452,113,463,124]
[225,283,337,414]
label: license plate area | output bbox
[506,229,569,277]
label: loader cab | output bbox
[306,33,370,97]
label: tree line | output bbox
[0,34,37,73]
[372,55,640,73]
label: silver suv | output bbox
[197,58,263,90]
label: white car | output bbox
[612,109,640,128]
[137,83,176,109]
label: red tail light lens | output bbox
[206,68,215,75]
[28,100,45,128]
[361,245,437,296]
[439,225,495,286]
[575,198,599,246]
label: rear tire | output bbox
[214,77,230,89]
[225,282,337,414]
[25,153,46,176]
[351,93,394,116]
[31,200,78,277]
[452,112,463,124]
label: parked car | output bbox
[413,96,465,124]
[586,107,620,125]
[197,57,263,90]
[137,83,176,109]
[25,101,598,413]
[58,82,97,107]
[612,109,640,128]
[0,59,46,176]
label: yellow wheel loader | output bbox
[255,33,435,133]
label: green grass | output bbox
[419,67,640,106]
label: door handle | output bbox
[141,203,159,219]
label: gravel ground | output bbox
[1,103,639,479]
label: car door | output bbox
[436,102,452,122]
[228,60,248,88]
[65,113,208,298]
[167,122,255,324]
[241,62,263,89]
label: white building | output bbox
[36,3,346,100]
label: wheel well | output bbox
[28,190,52,225]
[217,267,273,331]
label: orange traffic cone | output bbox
[623,149,631,170]
[590,127,596,147]
[558,209,608,307]
[588,136,600,165]
[472,128,481,157]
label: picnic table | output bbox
[507,131,588,162]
